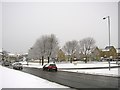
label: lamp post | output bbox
[103,16,111,70]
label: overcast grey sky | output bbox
[1,1,118,54]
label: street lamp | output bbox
[103,16,111,70]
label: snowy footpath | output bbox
[0,65,68,89]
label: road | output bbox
[20,67,119,89]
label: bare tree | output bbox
[28,35,48,65]
[28,46,40,60]
[63,40,78,63]
[79,37,96,63]
[28,34,59,65]
[38,35,49,65]
[46,34,59,63]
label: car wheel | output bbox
[48,69,51,71]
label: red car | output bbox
[43,63,57,71]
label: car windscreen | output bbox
[50,64,56,66]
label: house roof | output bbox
[101,46,114,52]
[105,46,114,50]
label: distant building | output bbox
[116,48,120,59]
[57,49,65,61]
[7,53,17,61]
[101,46,117,59]
[70,51,81,61]
[90,46,117,61]
[91,47,101,61]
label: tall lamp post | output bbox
[103,16,111,71]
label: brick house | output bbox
[101,46,117,59]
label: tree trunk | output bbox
[85,51,87,63]
[85,56,87,63]
[70,57,72,63]
[42,56,44,66]
[48,56,50,63]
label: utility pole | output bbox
[103,16,111,70]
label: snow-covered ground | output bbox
[0,61,119,89]
[21,61,120,77]
[63,68,119,77]
[56,61,119,68]
[21,61,119,68]
[0,65,68,89]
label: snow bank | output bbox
[56,61,119,68]
[22,61,119,69]
[63,68,119,77]
[0,65,68,89]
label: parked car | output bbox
[43,63,57,71]
[12,62,23,70]
[2,61,10,66]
